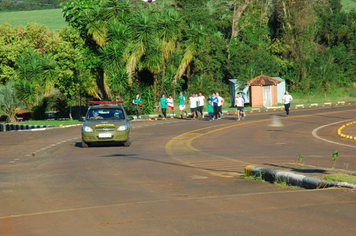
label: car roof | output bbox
[89,104,124,109]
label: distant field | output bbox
[0,8,67,31]
[342,0,356,12]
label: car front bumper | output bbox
[82,131,130,143]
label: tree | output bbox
[0,81,23,123]
[15,49,57,106]
[155,9,182,94]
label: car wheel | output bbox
[82,140,90,148]
[123,138,131,147]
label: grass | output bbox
[0,9,67,31]
[323,173,356,184]
[342,0,356,12]
[13,120,82,126]
[274,180,300,189]
[291,87,356,104]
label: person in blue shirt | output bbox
[159,94,168,120]
[210,91,219,120]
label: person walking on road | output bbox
[235,92,245,121]
[189,92,198,120]
[282,91,293,117]
[216,92,224,119]
[211,91,219,120]
[159,94,168,120]
[132,93,142,119]
[197,92,205,119]
[167,94,175,118]
[206,98,214,121]
[178,91,188,119]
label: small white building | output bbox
[229,77,286,107]
[273,77,286,105]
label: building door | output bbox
[263,86,272,107]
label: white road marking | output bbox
[312,119,356,148]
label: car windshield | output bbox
[87,108,125,120]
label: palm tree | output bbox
[174,24,207,84]
[139,40,162,101]
[15,50,58,107]
[125,11,156,85]
[0,81,24,123]
[155,9,182,95]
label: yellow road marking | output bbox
[166,109,356,178]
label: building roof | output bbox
[245,75,282,86]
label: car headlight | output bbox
[83,126,93,132]
[117,125,128,131]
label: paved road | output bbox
[0,105,355,235]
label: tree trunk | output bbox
[160,54,166,95]
[231,0,249,41]
[96,68,106,100]
[154,73,158,101]
[69,106,73,121]
[323,81,327,101]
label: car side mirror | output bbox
[78,117,85,122]
[127,117,134,121]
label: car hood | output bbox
[83,119,129,127]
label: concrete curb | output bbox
[244,165,356,189]
[16,124,82,132]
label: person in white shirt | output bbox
[235,92,245,121]
[189,92,198,120]
[197,92,205,119]
[282,91,293,117]
[167,94,175,117]
[216,92,224,119]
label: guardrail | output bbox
[0,124,52,132]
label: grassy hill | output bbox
[0,8,67,31]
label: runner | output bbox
[282,91,293,117]
[167,94,175,118]
[216,92,224,119]
[159,94,168,120]
[189,92,198,120]
[211,91,219,120]
[178,91,188,119]
[206,98,214,121]
[197,91,205,119]
[235,92,244,121]
[132,93,142,119]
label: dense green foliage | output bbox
[0,23,98,120]
[0,0,356,121]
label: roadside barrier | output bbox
[0,124,51,132]
[337,121,356,140]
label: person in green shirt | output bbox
[206,98,214,121]
[159,94,168,120]
[132,93,142,119]
[178,91,188,119]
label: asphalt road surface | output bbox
[1,105,356,235]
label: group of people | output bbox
[132,90,293,121]
[157,91,235,121]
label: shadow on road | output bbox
[74,142,126,148]
[115,155,242,174]
[263,163,327,174]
